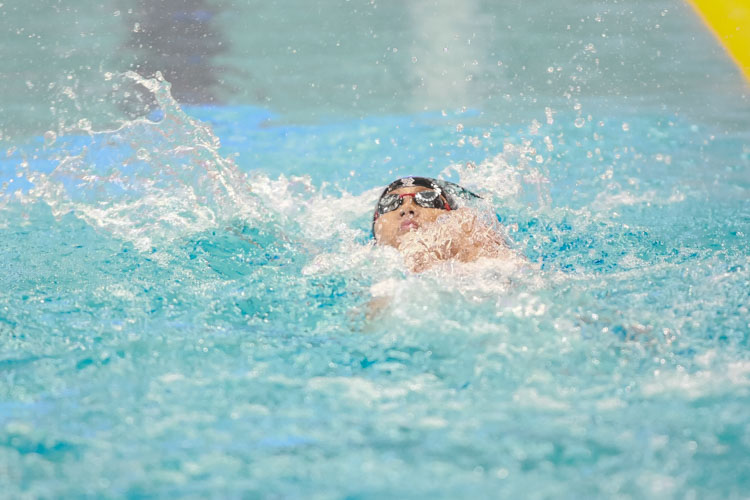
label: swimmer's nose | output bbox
[399,197,418,217]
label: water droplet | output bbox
[574,117,585,128]
[411,56,418,63]
[456,123,464,132]
[113,10,120,16]
[545,107,555,125]
[43,130,56,146]
[136,148,150,161]
[77,118,91,130]
[547,67,554,73]
[621,122,630,132]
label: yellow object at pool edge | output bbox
[687,0,750,81]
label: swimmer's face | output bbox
[373,186,450,248]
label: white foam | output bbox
[642,360,750,399]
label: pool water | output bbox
[2,0,750,498]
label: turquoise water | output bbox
[2,1,750,498]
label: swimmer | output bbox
[372,176,516,273]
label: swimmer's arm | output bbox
[366,296,390,321]
[361,278,397,323]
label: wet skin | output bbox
[373,186,449,248]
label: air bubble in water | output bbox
[43,130,57,146]
[622,122,630,132]
[574,117,585,128]
[136,148,150,161]
[456,123,464,132]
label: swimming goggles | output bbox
[375,189,451,218]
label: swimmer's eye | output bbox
[376,190,450,216]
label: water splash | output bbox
[443,140,552,211]
[28,72,259,253]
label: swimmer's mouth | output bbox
[400,220,419,231]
